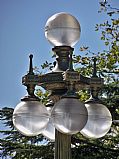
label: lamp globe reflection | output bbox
[45,12,81,46]
[51,97,88,135]
[42,107,55,141]
[80,98,112,138]
[13,100,49,136]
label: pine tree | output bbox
[0,107,54,159]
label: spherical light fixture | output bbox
[51,97,88,135]
[13,99,49,136]
[42,107,55,141]
[45,12,81,46]
[80,98,112,138]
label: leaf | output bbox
[101,36,105,40]
[112,19,119,25]
[106,28,112,33]
[105,41,109,46]
[80,46,89,51]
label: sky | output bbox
[0,0,118,109]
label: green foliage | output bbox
[36,89,51,105]
[41,61,53,70]
[77,90,90,101]
[72,133,119,159]
[74,1,119,77]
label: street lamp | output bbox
[42,106,55,141]
[45,12,81,47]
[13,12,112,159]
[80,59,112,138]
[13,54,49,136]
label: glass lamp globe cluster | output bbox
[13,13,112,141]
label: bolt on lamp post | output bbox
[13,13,112,159]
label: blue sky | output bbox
[0,0,118,108]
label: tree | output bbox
[0,107,54,159]
[71,1,119,158]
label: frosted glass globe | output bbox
[42,107,55,141]
[80,103,112,138]
[13,101,49,136]
[51,98,88,134]
[45,12,81,46]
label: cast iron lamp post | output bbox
[13,13,112,159]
